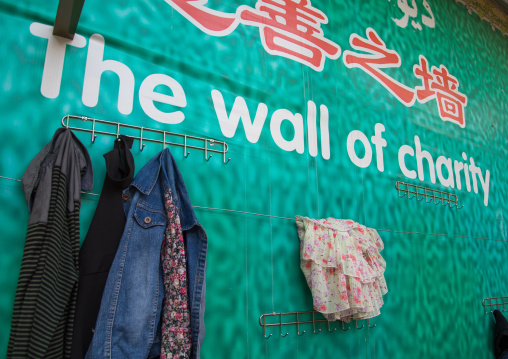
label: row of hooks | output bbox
[61,115,231,164]
[482,296,508,314]
[395,181,463,209]
[259,311,376,339]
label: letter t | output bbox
[29,22,86,99]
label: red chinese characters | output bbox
[163,0,469,128]
[414,55,468,127]
[344,29,467,127]
[238,0,341,71]
[343,28,416,106]
[164,0,239,36]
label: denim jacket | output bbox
[86,149,207,359]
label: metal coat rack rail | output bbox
[62,115,231,164]
[482,296,508,314]
[395,181,463,209]
[259,311,376,338]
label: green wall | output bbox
[0,0,507,357]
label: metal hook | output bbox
[64,115,70,128]
[116,123,120,139]
[223,143,231,165]
[296,313,305,336]
[91,117,97,144]
[341,321,350,331]
[183,135,190,158]
[368,319,376,328]
[355,320,364,330]
[162,131,166,150]
[312,312,321,334]
[205,140,212,161]
[395,183,406,198]
[280,314,289,338]
[139,127,146,151]
[261,314,272,339]
[327,321,337,333]
[434,198,442,205]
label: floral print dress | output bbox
[295,216,388,322]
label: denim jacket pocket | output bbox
[134,205,166,229]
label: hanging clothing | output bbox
[8,128,93,359]
[160,189,192,358]
[71,136,135,359]
[494,309,508,359]
[86,148,207,359]
[295,216,388,322]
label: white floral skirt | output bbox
[295,216,388,322]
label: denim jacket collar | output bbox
[130,148,199,232]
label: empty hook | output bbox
[280,314,289,337]
[183,135,190,158]
[261,314,272,339]
[139,127,146,151]
[341,321,350,331]
[205,140,212,161]
[91,117,97,144]
[327,321,337,333]
[296,313,305,336]
[223,143,231,165]
[368,319,376,328]
[355,320,364,330]
[312,312,321,334]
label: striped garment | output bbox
[7,129,93,359]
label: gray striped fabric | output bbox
[8,167,80,358]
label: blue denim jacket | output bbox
[86,149,207,359]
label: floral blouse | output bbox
[161,189,192,359]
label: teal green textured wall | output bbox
[0,0,507,358]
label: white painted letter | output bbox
[270,109,304,154]
[82,34,135,115]
[415,135,436,183]
[454,160,464,190]
[320,105,330,160]
[212,90,268,143]
[30,22,86,99]
[139,74,186,124]
[307,101,318,157]
[347,130,372,168]
[371,123,387,172]
[398,145,417,179]
[478,169,491,206]
[436,156,454,188]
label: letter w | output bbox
[211,89,268,143]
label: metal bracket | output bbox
[53,0,86,39]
